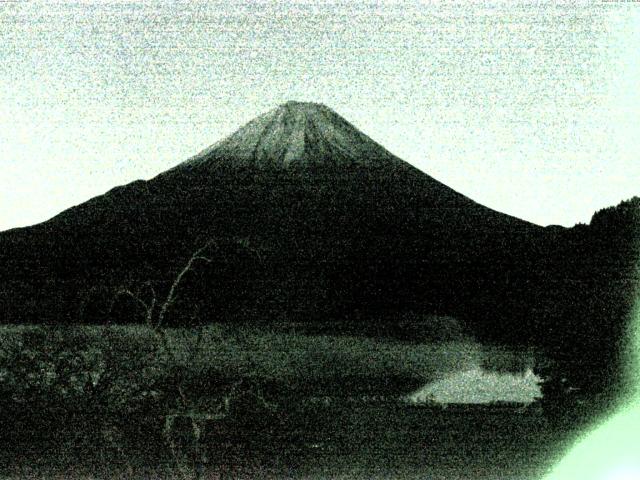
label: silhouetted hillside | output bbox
[538,197,640,392]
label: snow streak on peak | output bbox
[184,101,403,170]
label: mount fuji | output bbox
[0,101,637,393]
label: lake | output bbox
[0,398,591,480]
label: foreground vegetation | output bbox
[0,324,610,479]
[0,323,494,478]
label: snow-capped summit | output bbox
[183,101,403,170]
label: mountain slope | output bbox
[35,101,534,242]
[0,102,542,324]
[0,102,637,396]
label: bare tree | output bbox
[156,240,217,330]
[113,281,157,326]
[113,239,216,331]
[106,238,274,479]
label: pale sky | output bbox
[1,0,639,231]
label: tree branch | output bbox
[156,240,217,330]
